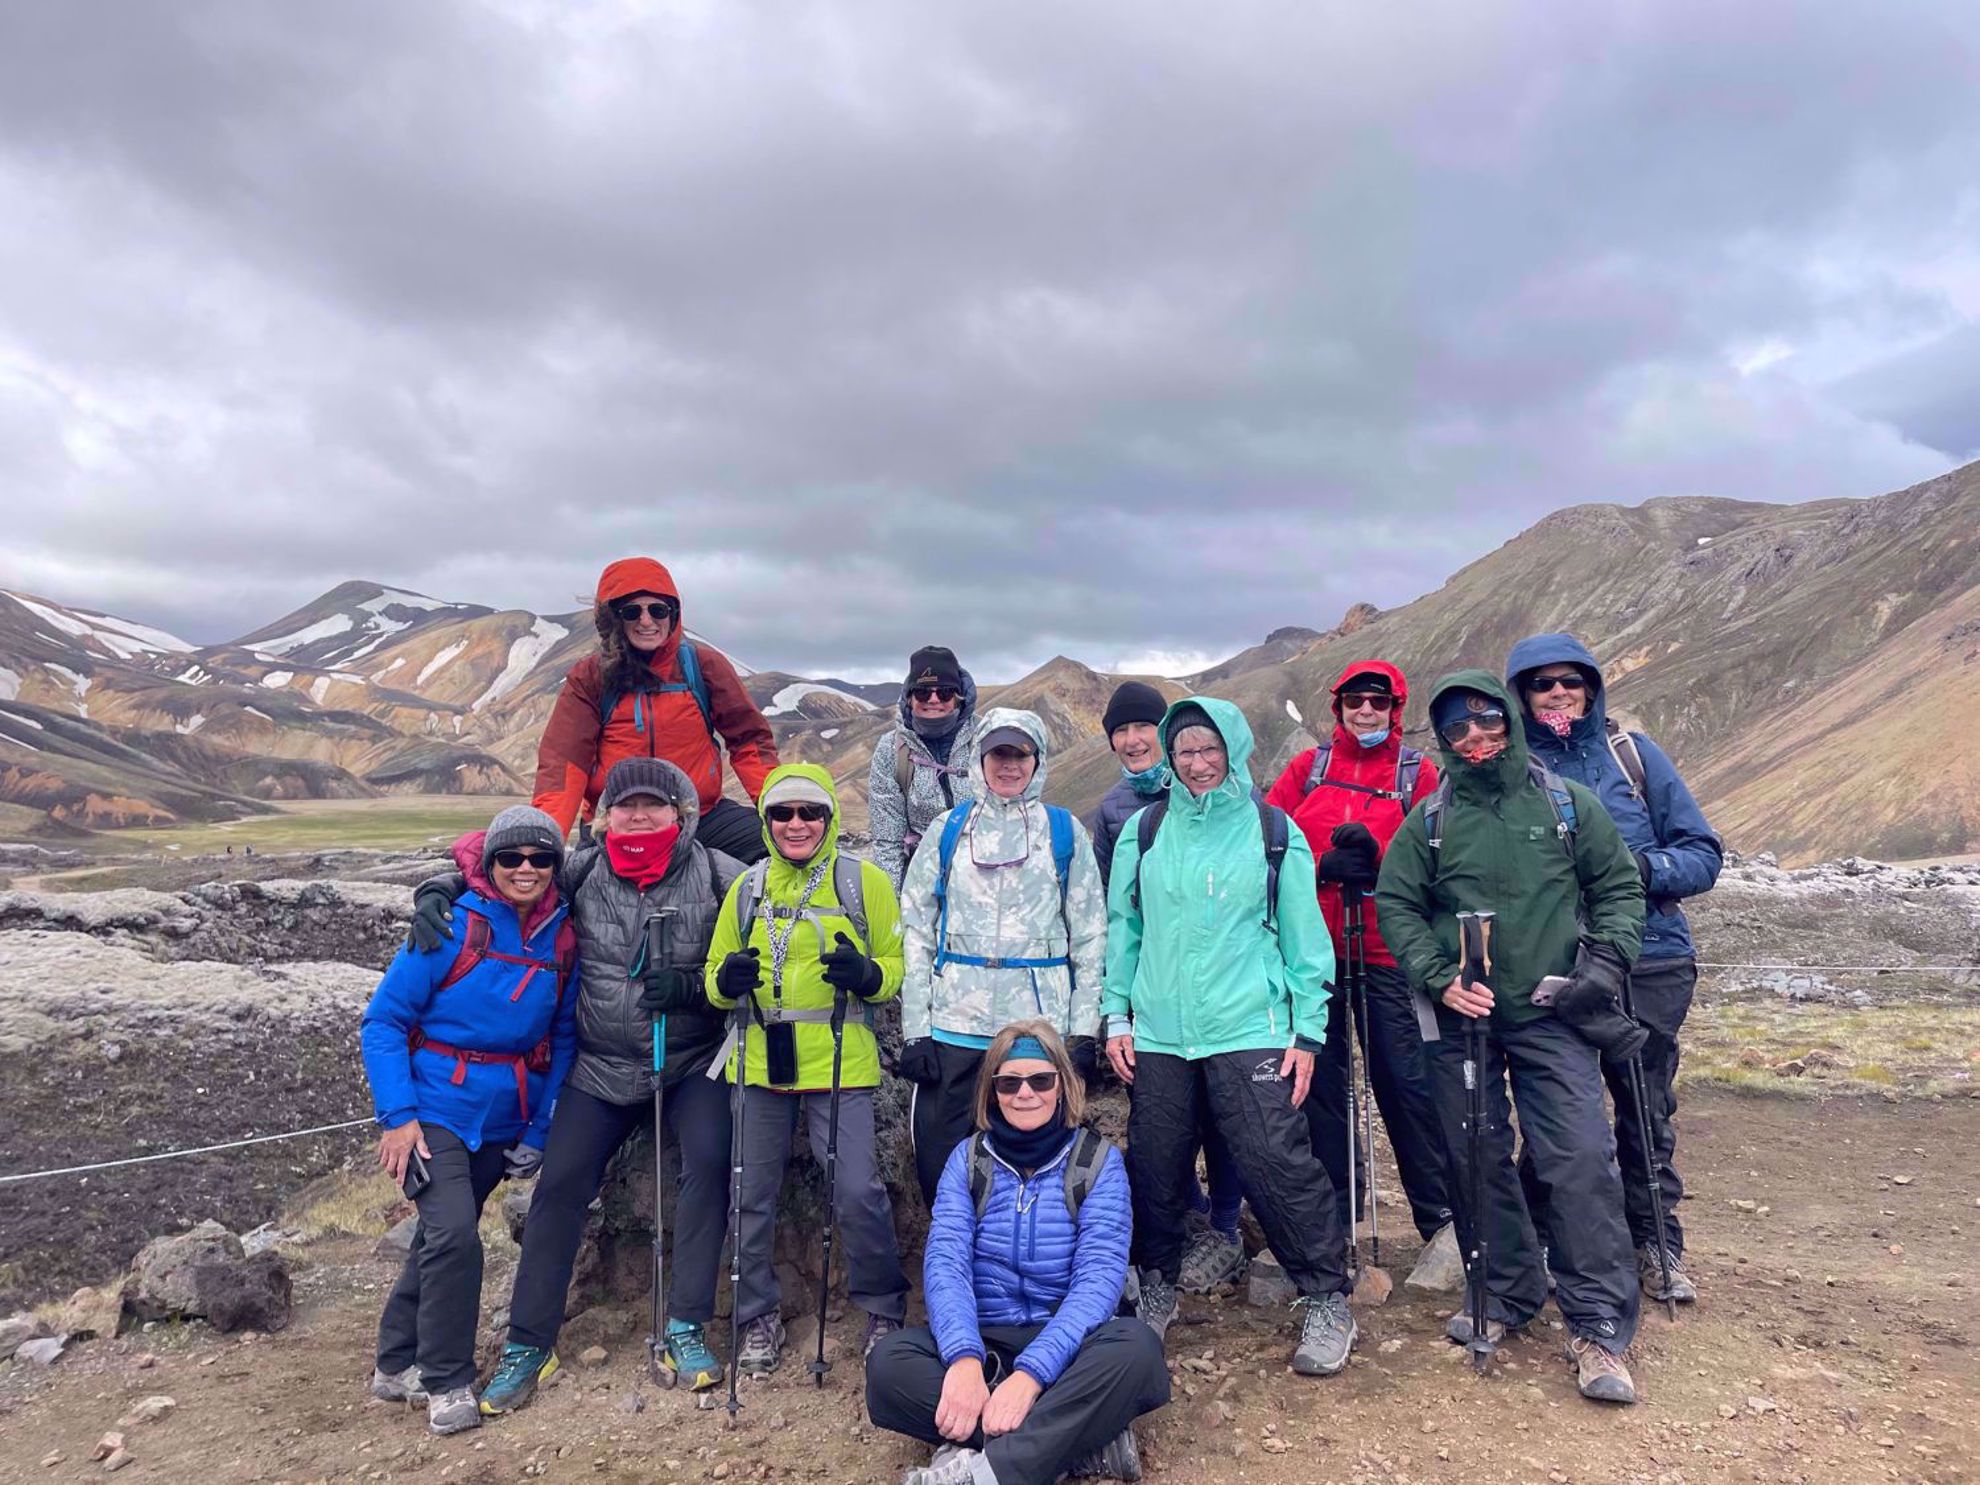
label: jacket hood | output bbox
[592,557,689,678]
[1505,632,1610,742]
[598,756,702,860]
[755,761,844,873]
[965,706,1050,804]
[1425,668,1530,799]
[895,668,979,731]
[1329,658,1410,743]
[450,829,563,939]
[596,557,680,608]
[1159,694,1256,803]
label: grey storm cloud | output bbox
[1,0,1976,680]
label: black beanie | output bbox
[1163,701,1218,748]
[905,645,963,690]
[1430,687,1504,735]
[1102,681,1167,736]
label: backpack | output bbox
[893,727,961,811]
[731,852,873,950]
[437,908,580,1000]
[1604,719,1649,801]
[965,1126,1110,1221]
[1129,791,1292,931]
[599,640,715,739]
[1422,756,1579,865]
[929,801,1077,976]
[1304,742,1425,805]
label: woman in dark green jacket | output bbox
[1375,670,1647,1406]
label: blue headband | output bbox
[1002,1035,1051,1065]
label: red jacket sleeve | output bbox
[531,661,604,836]
[697,647,779,800]
[1265,748,1315,814]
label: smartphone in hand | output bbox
[401,1148,432,1201]
[1530,975,1572,1007]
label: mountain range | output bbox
[4,458,1977,863]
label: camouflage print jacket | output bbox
[898,708,1108,1044]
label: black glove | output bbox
[1317,823,1381,892]
[407,874,465,954]
[638,966,705,1016]
[896,1037,943,1087]
[1634,851,1654,889]
[1567,1003,1650,1064]
[715,948,763,1002]
[1068,1036,1098,1088]
[1554,939,1630,1020]
[820,932,885,1001]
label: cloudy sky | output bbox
[2,2,1976,681]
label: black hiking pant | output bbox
[1520,956,1695,1255]
[698,797,769,864]
[1127,1049,1349,1298]
[376,1125,510,1392]
[1427,1010,1638,1353]
[910,1041,985,1207]
[507,1080,731,1347]
[865,1319,1170,1485]
[1304,962,1455,1240]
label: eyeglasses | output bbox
[1338,692,1397,712]
[993,1071,1059,1096]
[1523,673,1587,694]
[909,685,959,703]
[1171,745,1226,766]
[493,849,558,869]
[1438,712,1509,744]
[765,803,831,824]
[613,599,678,625]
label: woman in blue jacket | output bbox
[360,806,579,1436]
[866,1021,1168,1485]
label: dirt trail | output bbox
[2,1089,1974,1484]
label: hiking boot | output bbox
[1567,1334,1637,1404]
[1290,1291,1356,1376]
[736,1312,786,1376]
[1444,1308,1508,1346]
[1177,1228,1245,1294]
[903,1444,987,1485]
[863,1313,902,1360]
[1638,1244,1698,1304]
[478,1343,557,1415]
[370,1364,426,1404]
[1135,1270,1178,1342]
[427,1386,482,1436]
[658,1320,723,1391]
[1066,1426,1144,1481]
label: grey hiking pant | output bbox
[375,1125,510,1392]
[1428,1010,1638,1353]
[734,1086,908,1325]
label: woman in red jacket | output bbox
[1264,661,1456,1269]
[532,558,778,863]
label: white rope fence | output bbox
[1696,961,1978,973]
[0,1118,374,1186]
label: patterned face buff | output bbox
[1536,710,1576,738]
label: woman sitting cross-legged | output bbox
[865,1021,1169,1485]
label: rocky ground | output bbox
[0,846,1974,1481]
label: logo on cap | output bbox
[1465,694,1491,713]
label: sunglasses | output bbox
[493,849,558,870]
[909,685,960,703]
[992,1071,1060,1097]
[1338,692,1397,712]
[1439,712,1509,744]
[613,600,678,625]
[1523,673,1587,694]
[765,803,831,823]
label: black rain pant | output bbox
[865,1319,1170,1485]
[376,1125,510,1392]
[910,1041,986,1207]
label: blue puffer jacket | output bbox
[1506,633,1723,962]
[922,1130,1131,1388]
[360,887,579,1151]
[1087,769,1169,890]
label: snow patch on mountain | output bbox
[417,640,470,686]
[473,619,568,712]
[340,618,411,662]
[46,664,90,716]
[6,594,194,659]
[1284,698,1303,723]
[0,667,18,702]
[687,629,753,678]
[174,664,210,685]
[175,714,207,735]
[821,727,840,740]
[255,613,356,655]
[242,706,272,722]
[764,682,877,716]
[261,671,294,689]
[360,588,453,616]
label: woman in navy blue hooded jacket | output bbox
[1506,633,1722,1305]
[866,1021,1168,1485]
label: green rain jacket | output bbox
[1100,696,1335,1058]
[1374,669,1644,1028]
[705,763,904,1089]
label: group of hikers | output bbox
[358,556,1721,1483]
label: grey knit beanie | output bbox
[482,805,564,870]
[598,757,685,813]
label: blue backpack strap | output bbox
[675,640,714,734]
[931,802,974,974]
[1526,757,1578,856]
[1046,805,1075,912]
[603,642,715,739]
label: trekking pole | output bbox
[1457,911,1498,1375]
[1341,893,1363,1284]
[1350,891,1380,1272]
[724,998,751,1418]
[643,910,678,1387]
[1625,1050,1679,1321]
[810,986,849,1387]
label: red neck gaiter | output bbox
[605,826,681,889]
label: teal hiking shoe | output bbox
[659,1320,724,1392]
[478,1343,558,1416]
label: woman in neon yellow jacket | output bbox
[705,763,908,1375]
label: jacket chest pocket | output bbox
[1527,825,1551,843]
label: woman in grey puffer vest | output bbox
[866,645,982,889]
[408,757,743,1405]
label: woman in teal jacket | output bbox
[1099,698,1356,1379]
